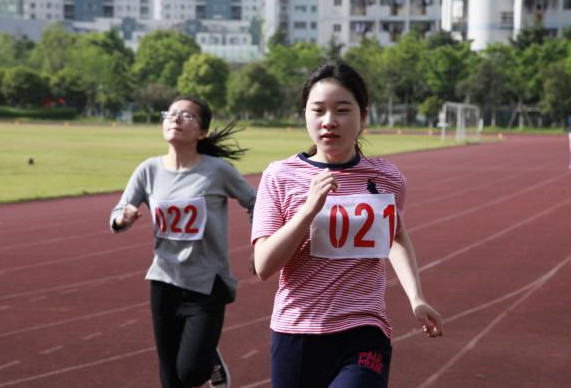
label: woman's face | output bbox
[304,79,366,164]
[161,100,206,146]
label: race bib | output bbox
[149,197,207,241]
[310,194,396,259]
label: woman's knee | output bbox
[177,362,212,387]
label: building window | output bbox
[334,0,342,6]
[564,0,571,9]
[333,24,341,32]
[500,12,513,28]
[294,21,307,29]
[310,22,317,29]
[294,5,307,12]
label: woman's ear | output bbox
[361,108,368,130]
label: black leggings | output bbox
[150,278,229,388]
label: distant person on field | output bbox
[110,96,256,388]
[251,62,443,388]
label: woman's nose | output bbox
[321,112,336,129]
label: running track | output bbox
[1,134,570,388]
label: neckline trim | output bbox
[297,152,361,170]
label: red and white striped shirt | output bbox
[251,153,407,338]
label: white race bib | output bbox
[149,197,207,241]
[310,194,397,259]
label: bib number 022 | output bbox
[150,197,207,241]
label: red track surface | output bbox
[1,134,570,388]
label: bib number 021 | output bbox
[310,194,397,259]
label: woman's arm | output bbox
[388,223,444,337]
[253,169,338,280]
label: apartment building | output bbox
[1,0,264,62]
[264,0,441,50]
[442,0,571,50]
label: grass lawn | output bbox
[1,122,464,203]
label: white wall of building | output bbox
[23,0,64,20]
[467,0,513,51]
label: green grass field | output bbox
[0,122,462,203]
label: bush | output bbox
[132,111,161,123]
[0,106,77,120]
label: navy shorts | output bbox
[271,326,392,388]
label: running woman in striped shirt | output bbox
[251,62,443,388]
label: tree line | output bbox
[1,22,570,127]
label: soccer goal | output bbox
[438,102,482,142]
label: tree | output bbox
[0,32,33,68]
[376,32,427,125]
[421,41,473,102]
[458,44,515,126]
[539,60,571,125]
[511,22,547,50]
[1,66,49,107]
[227,63,282,118]
[0,68,6,105]
[343,38,383,121]
[133,83,177,122]
[68,32,134,116]
[28,23,75,74]
[133,30,200,88]
[264,42,326,116]
[49,68,88,112]
[426,30,458,49]
[177,54,229,112]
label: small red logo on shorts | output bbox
[358,351,383,374]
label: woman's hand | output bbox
[301,168,339,217]
[413,302,444,338]
[115,204,142,228]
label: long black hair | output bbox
[171,96,248,160]
[300,62,369,156]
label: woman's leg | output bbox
[150,281,185,388]
[176,276,228,387]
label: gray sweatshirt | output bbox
[110,155,256,301]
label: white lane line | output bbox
[394,253,571,342]
[0,302,148,339]
[408,169,530,210]
[238,379,272,388]
[28,296,47,303]
[0,231,111,252]
[241,350,259,359]
[0,361,20,371]
[418,196,571,273]
[222,316,270,333]
[117,320,138,328]
[0,270,143,301]
[38,346,63,355]
[0,315,271,387]
[81,332,102,341]
[0,243,149,276]
[0,347,155,387]
[408,171,569,234]
[415,254,571,388]
[0,242,249,276]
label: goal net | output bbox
[438,102,482,142]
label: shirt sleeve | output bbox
[222,162,257,222]
[109,161,148,232]
[251,165,284,244]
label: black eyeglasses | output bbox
[160,111,199,123]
